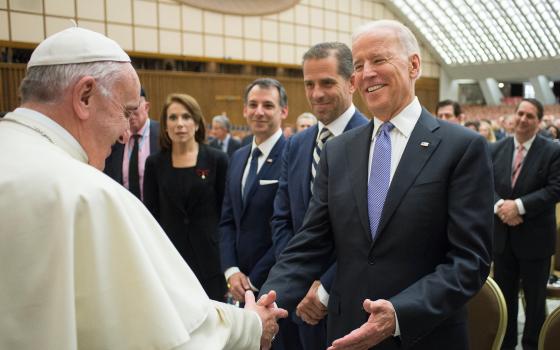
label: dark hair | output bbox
[516,98,544,120]
[547,125,559,139]
[243,78,288,108]
[464,120,480,131]
[436,99,462,117]
[159,93,206,150]
[302,42,353,80]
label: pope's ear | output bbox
[72,76,96,120]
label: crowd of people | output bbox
[1,18,559,350]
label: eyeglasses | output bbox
[98,86,139,120]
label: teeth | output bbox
[367,85,384,92]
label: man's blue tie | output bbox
[368,122,394,240]
[243,147,262,203]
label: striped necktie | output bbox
[311,127,333,192]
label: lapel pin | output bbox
[266,158,273,163]
[420,141,430,147]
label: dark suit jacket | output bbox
[272,109,368,291]
[143,144,228,299]
[490,135,560,259]
[219,135,286,289]
[261,109,494,349]
[209,136,241,157]
[104,120,160,183]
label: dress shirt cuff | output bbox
[493,199,504,213]
[317,283,330,307]
[515,198,526,215]
[225,267,241,282]
[247,278,259,292]
[394,309,401,337]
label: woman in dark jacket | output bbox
[144,93,228,301]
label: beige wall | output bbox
[1,0,440,77]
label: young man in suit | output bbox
[261,20,494,350]
[219,78,300,350]
[491,98,560,350]
[271,41,368,350]
[209,114,241,157]
[104,87,160,200]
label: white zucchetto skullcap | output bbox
[27,27,130,69]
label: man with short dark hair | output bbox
[436,99,464,124]
[210,114,241,157]
[490,97,560,350]
[104,87,160,200]
[271,41,368,350]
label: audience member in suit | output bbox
[209,115,241,157]
[271,42,368,350]
[104,87,159,200]
[219,78,300,350]
[261,20,493,350]
[490,98,560,350]
[295,112,317,132]
[144,93,228,301]
[435,99,464,125]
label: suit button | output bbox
[368,258,375,265]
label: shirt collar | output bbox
[251,128,283,159]
[317,104,356,138]
[514,134,537,151]
[12,107,88,163]
[371,97,421,140]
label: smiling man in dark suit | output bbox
[261,20,494,350]
[104,87,159,200]
[491,98,560,350]
[271,41,368,350]
[219,78,300,350]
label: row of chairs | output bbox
[467,276,560,350]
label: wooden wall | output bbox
[0,63,439,126]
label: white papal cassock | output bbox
[0,108,262,349]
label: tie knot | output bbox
[252,147,262,158]
[319,127,332,142]
[517,144,525,151]
[379,122,394,134]
[132,134,141,141]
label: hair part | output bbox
[212,115,231,132]
[436,99,463,117]
[243,78,288,108]
[159,93,206,150]
[302,42,354,80]
[517,98,544,120]
[19,61,126,104]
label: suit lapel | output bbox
[501,138,515,189]
[346,121,375,239]
[374,110,441,242]
[233,146,250,216]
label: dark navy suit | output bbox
[104,120,160,184]
[271,109,368,349]
[219,134,299,350]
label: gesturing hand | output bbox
[328,299,396,350]
[245,290,288,350]
[296,280,327,325]
[227,272,251,303]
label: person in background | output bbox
[479,119,496,142]
[283,123,296,139]
[295,112,317,132]
[144,93,228,301]
[546,125,559,141]
[464,120,480,132]
[104,87,159,200]
[0,26,286,350]
[209,114,241,157]
[436,99,464,124]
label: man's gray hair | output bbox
[212,115,231,132]
[20,61,126,104]
[352,20,421,58]
[297,112,317,124]
[302,42,354,80]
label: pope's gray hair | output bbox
[20,61,127,104]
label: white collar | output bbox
[251,128,283,159]
[9,108,88,163]
[317,104,356,138]
[371,97,421,140]
[514,134,537,151]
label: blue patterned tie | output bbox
[243,147,261,203]
[368,122,394,240]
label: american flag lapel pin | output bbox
[420,141,430,147]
